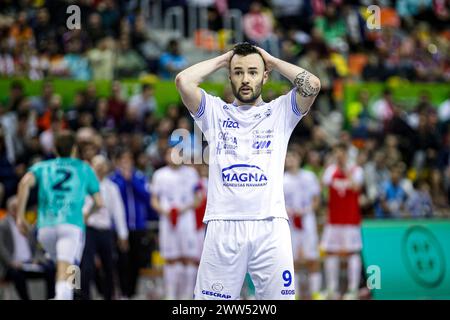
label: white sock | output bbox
[164,263,182,300]
[309,271,322,294]
[325,255,339,294]
[55,280,73,300]
[347,254,362,292]
[181,264,198,300]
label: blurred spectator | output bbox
[87,37,115,80]
[128,84,157,120]
[313,3,347,51]
[86,13,107,47]
[375,163,409,219]
[115,37,146,78]
[38,96,66,157]
[159,39,188,80]
[0,196,56,300]
[107,81,128,126]
[0,128,18,208]
[110,148,152,299]
[364,150,390,209]
[362,53,388,81]
[33,8,56,54]
[370,89,395,129]
[0,41,15,77]
[66,90,88,131]
[438,93,450,123]
[8,11,34,50]
[10,110,37,167]
[47,39,69,78]
[64,39,91,81]
[243,1,275,51]
[429,168,450,215]
[29,81,54,117]
[93,98,115,131]
[411,111,441,170]
[381,134,403,169]
[271,0,304,31]
[98,0,121,38]
[81,155,129,300]
[4,80,25,114]
[85,83,99,112]
[406,179,433,218]
[37,94,65,132]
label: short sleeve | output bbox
[28,163,42,181]
[159,54,170,67]
[271,88,307,136]
[322,165,335,186]
[352,167,364,186]
[85,164,100,195]
[189,89,225,142]
[150,170,161,197]
[309,173,321,197]
[189,168,200,193]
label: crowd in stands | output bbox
[0,0,448,82]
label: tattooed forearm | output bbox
[294,70,321,97]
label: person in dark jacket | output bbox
[110,148,151,298]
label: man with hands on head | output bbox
[175,42,321,300]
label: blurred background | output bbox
[0,0,449,300]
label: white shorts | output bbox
[291,213,319,261]
[195,226,206,261]
[320,224,362,253]
[37,224,85,265]
[194,218,295,300]
[159,211,198,260]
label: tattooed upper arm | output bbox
[292,70,321,114]
[294,70,321,98]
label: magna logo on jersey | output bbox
[221,118,239,129]
[222,164,268,187]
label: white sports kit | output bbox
[152,165,200,260]
[284,169,320,261]
[191,88,306,300]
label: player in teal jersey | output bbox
[16,130,103,300]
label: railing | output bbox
[164,6,185,38]
[141,1,245,50]
[223,9,243,44]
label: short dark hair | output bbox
[55,130,76,157]
[230,42,266,70]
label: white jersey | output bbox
[191,88,306,222]
[151,165,200,213]
[83,178,129,240]
[284,169,320,215]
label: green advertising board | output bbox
[361,219,450,299]
[0,78,287,117]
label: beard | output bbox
[230,80,263,104]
